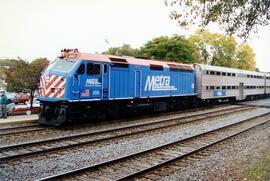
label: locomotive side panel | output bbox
[110,67,133,99]
[140,67,195,98]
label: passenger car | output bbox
[195,64,268,101]
[12,98,40,115]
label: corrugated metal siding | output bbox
[110,68,133,98]
[109,65,195,99]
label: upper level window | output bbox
[77,63,85,74]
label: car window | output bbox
[7,99,11,104]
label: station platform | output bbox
[239,98,270,108]
[0,114,38,125]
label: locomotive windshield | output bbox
[46,58,77,73]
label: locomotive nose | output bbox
[39,74,66,99]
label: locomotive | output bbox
[38,49,269,126]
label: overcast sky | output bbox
[0,0,269,71]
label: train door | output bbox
[72,63,85,100]
[102,64,109,99]
[239,82,244,100]
[82,63,102,99]
[135,71,141,97]
[264,77,266,94]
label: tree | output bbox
[189,30,256,70]
[0,59,19,90]
[140,35,199,63]
[236,43,256,71]
[5,58,49,107]
[104,44,140,57]
[166,0,270,39]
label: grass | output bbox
[243,153,270,181]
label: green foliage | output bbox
[103,44,140,57]
[103,31,256,70]
[0,59,19,90]
[5,58,49,93]
[140,35,198,63]
[189,30,256,70]
[4,57,49,107]
[236,43,256,71]
[166,0,270,39]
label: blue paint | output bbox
[39,59,196,102]
[213,90,226,97]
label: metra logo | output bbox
[86,79,101,86]
[144,75,177,91]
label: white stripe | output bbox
[45,76,62,95]
[49,79,66,98]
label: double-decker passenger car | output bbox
[265,73,270,94]
[38,49,196,125]
[195,64,267,101]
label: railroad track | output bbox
[39,111,270,181]
[0,105,253,163]
[0,104,231,142]
[0,123,45,136]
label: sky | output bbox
[0,0,269,71]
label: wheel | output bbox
[26,110,31,115]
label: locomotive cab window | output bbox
[77,63,85,74]
[94,64,101,74]
[87,63,101,75]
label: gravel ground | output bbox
[0,105,240,146]
[0,107,269,180]
[161,121,270,181]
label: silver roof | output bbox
[195,64,265,76]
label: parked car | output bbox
[12,98,40,115]
[0,99,16,116]
[15,94,31,104]
[5,92,17,103]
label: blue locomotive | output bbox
[38,49,196,125]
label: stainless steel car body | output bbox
[195,64,267,100]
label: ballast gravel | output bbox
[161,122,270,181]
[0,107,269,180]
[0,105,240,146]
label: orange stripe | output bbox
[45,89,53,97]
[53,88,63,98]
[60,92,65,98]
[45,75,58,89]
[53,78,64,89]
